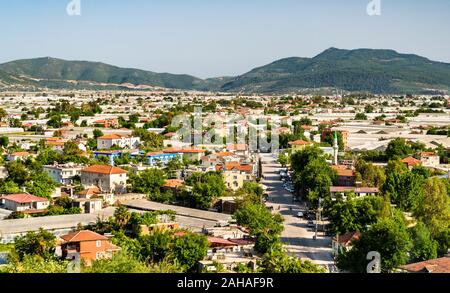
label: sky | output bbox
[0,0,449,78]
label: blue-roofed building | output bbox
[94,150,140,166]
[146,152,180,167]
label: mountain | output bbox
[220,48,450,94]
[1,48,450,94]
[0,57,206,90]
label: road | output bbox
[260,153,335,271]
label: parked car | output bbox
[297,212,304,218]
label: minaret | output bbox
[333,131,338,165]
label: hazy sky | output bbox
[0,0,449,78]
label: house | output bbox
[419,152,440,167]
[43,163,86,184]
[330,186,379,199]
[288,140,313,152]
[81,165,128,194]
[97,134,140,150]
[216,162,255,191]
[332,231,362,256]
[45,139,66,153]
[93,118,119,128]
[226,144,249,157]
[163,146,205,162]
[0,193,50,213]
[60,230,120,264]
[332,165,356,186]
[71,198,103,214]
[402,156,422,170]
[0,166,7,179]
[7,152,30,161]
[146,151,179,166]
[399,257,450,273]
[163,179,185,191]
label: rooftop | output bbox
[81,165,127,175]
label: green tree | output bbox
[139,231,173,263]
[385,138,413,160]
[277,152,288,167]
[0,180,21,194]
[355,160,386,188]
[409,221,438,262]
[354,113,368,120]
[414,177,450,237]
[83,251,149,273]
[383,171,424,212]
[337,217,412,273]
[13,228,57,261]
[233,203,284,254]
[171,233,209,272]
[4,255,68,273]
[259,249,326,273]
[46,115,62,128]
[5,161,30,186]
[184,171,226,209]
[129,168,167,195]
[113,205,132,230]
[93,129,104,139]
[25,172,59,200]
[0,107,7,121]
[0,136,9,148]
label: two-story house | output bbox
[81,165,128,194]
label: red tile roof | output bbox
[81,165,127,175]
[402,156,422,166]
[164,179,184,188]
[288,140,313,146]
[419,152,438,158]
[400,257,450,273]
[216,162,253,172]
[61,230,108,243]
[207,236,238,247]
[333,231,362,246]
[98,134,125,140]
[163,147,205,154]
[226,144,248,151]
[330,186,379,193]
[332,165,355,177]
[0,193,48,203]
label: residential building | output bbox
[43,163,86,185]
[330,186,379,198]
[399,257,450,273]
[7,152,30,161]
[71,198,103,214]
[332,231,362,256]
[60,230,120,264]
[163,146,205,162]
[216,162,255,191]
[146,151,179,166]
[81,165,128,194]
[402,156,422,170]
[332,165,356,186]
[288,140,313,152]
[226,144,249,157]
[0,193,50,213]
[97,134,140,150]
[419,152,440,167]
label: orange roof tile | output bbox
[98,134,124,140]
[288,140,313,146]
[0,193,48,203]
[400,257,450,273]
[401,156,422,166]
[61,230,108,243]
[164,179,184,188]
[81,165,127,175]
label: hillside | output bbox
[220,48,450,94]
[1,48,450,94]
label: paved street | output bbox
[260,153,335,270]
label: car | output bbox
[307,222,315,228]
[297,212,304,218]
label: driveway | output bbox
[259,153,335,271]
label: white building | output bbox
[419,152,440,167]
[0,193,50,212]
[43,163,86,185]
[81,165,128,194]
[97,134,140,150]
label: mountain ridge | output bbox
[1,48,450,94]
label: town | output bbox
[0,90,449,273]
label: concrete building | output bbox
[0,193,50,212]
[146,151,179,166]
[43,163,86,185]
[81,165,128,194]
[97,134,140,150]
[419,152,440,167]
[288,140,314,152]
[60,230,120,264]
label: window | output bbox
[96,240,102,248]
